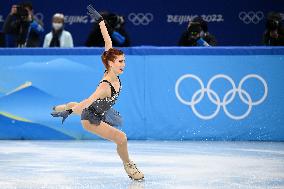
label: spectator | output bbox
[0,32,5,47]
[2,2,44,47]
[43,13,73,48]
[263,12,284,46]
[85,12,130,47]
[179,17,217,46]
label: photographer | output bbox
[263,12,284,46]
[2,2,44,47]
[179,17,216,46]
[85,12,130,47]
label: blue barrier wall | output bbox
[0,47,284,141]
[0,0,283,46]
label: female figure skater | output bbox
[51,5,144,181]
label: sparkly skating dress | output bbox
[81,77,122,127]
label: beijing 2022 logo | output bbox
[175,74,268,120]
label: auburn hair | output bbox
[101,48,124,70]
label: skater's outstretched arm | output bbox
[52,81,111,124]
[52,81,109,114]
[71,82,111,114]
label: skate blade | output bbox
[128,175,144,181]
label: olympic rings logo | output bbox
[239,11,264,24]
[128,13,154,26]
[34,12,44,22]
[175,74,268,120]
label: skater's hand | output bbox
[87,4,103,23]
[51,110,73,124]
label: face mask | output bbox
[52,23,63,30]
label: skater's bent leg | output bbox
[81,120,130,163]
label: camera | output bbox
[266,12,282,31]
[15,5,29,22]
[187,22,202,39]
[103,13,125,29]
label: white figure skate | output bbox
[124,161,144,181]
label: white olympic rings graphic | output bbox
[175,74,268,120]
[239,11,264,24]
[128,13,154,26]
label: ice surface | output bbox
[0,141,283,189]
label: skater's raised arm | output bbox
[99,21,112,51]
[87,4,112,51]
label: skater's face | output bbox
[109,54,125,75]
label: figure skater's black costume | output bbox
[81,76,122,126]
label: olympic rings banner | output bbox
[175,74,268,120]
[0,0,283,46]
[0,47,284,141]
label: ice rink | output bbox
[0,141,283,189]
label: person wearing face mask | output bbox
[43,13,73,47]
